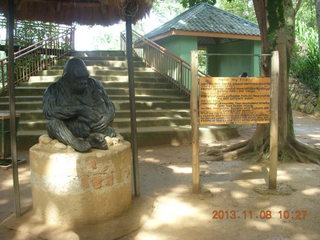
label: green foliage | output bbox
[152,0,186,21]
[217,0,257,23]
[0,14,64,49]
[295,0,316,29]
[291,21,320,95]
[14,21,61,47]
[134,0,186,34]
[179,0,216,8]
[198,50,207,73]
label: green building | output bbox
[143,3,261,77]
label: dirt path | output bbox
[293,111,320,149]
[0,111,319,240]
[126,111,320,240]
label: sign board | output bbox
[199,77,270,125]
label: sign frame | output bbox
[190,51,279,193]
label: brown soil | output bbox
[0,110,319,240]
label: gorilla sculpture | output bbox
[43,58,116,152]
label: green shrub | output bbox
[291,21,320,96]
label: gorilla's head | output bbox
[62,58,89,94]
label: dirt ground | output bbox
[0,110,319,240]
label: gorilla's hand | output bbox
[87,133,108,150]
[90,116,108,133]
[78,106,102,123]
[72,138,91,152]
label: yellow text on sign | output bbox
[199,77,271,125]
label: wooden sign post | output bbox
[190,50,279,193]
[191,51,200,194]
[269,51,279,189]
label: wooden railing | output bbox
[120,30,208,95]
[0,26,75,94]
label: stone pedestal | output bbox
[29,135,132,227]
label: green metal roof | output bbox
[144,3,260,39]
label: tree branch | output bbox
[294,0,303,16]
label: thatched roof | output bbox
[0,0,153,26]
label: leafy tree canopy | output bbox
[179,0,217,8]
[217,0,257,23]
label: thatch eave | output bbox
[0,0,153,26]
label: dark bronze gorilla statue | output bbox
[43,58,116,152]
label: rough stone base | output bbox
[30,135,132,227]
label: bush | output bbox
[291,21,320,96]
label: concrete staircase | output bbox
[0,51,237,151]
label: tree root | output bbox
[256,141,269,162]
[205,136,320,164]
[289,138,320,164]
[207,140,250,156]
[206,140,253,161]
[286,143,305,163]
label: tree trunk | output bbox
[208,0,320,163]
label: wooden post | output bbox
[269,50,279,189]
[125,13,140,197]
[191,51,200,193]
[70,26,75,51]
[8,0,21,216]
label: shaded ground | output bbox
[0,110,319,240]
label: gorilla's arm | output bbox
[101,84,115,122]
[92,78,115,121]
[43,83,82,120]
[89,78,115,133]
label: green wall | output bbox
[207,40,261,77]
[156,36,198,63]
[155,36,261,80]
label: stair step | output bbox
[56,55,141,62]
[0,95,188,103]
[17,125,238,150]
[28,75,165,83]
[48,65,150,72]
[18,117,191,131]
[37,69,159,77]
[54,60,146,68]
[19,81,173,89]
[2,50,238,151]
[0,100,189,111]
[70,50,126,57]
[15,109,191,121]
[13,87,182,96]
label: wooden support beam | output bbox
[8,0,21,217]
[147,30,261,43]
[126,14,140,197]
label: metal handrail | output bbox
[120,30,208,95]
[0,26,75,94]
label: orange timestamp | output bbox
[211,210,308,220]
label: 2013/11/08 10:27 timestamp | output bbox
[211,210,308,220]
